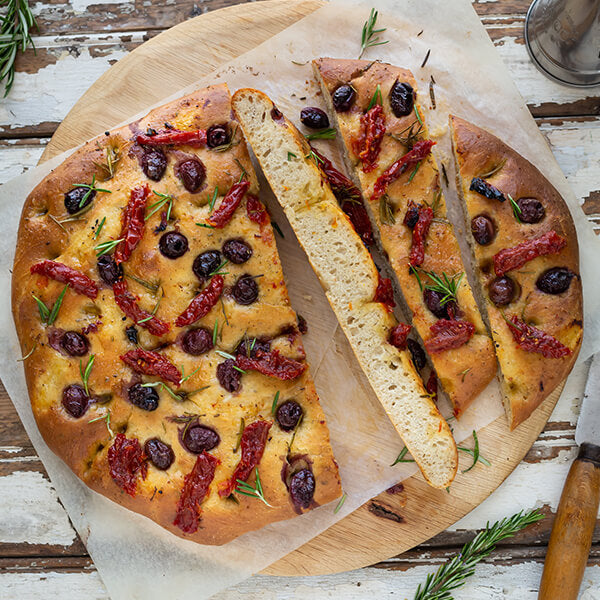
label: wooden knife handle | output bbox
[539,443,600,600]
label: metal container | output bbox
[525,0,600,87]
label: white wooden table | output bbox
[1,1,600,598]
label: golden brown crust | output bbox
[314,58,497,416]
[450,115,583,429]
[12,84,341,545]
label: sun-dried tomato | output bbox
[112,279,170,336]
[352,104,386,173]
[374,274,395,311]
[30,260,98,299]
[246,194,269,225]
[107,433,147,497]
[120,348,182,385]
[426,372,438,402]
[236,349,306,380]
[311,147,374,246]
[371,140,435,202]
[173,451,219,534]
[136,128,207,147]
[409,205,434,267]
[425,319,475,353]
[504,315,572,358]
[175,275,224,327]
[207,179,251,228]
[389,323,411,349]
[114,185,150,264]
[218,420,271,498]
[493,230,567,277]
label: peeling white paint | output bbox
[70,0,134,14]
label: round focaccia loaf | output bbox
[12,84,341,545]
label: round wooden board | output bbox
[39,0,565,577]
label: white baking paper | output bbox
[0,1,599,599]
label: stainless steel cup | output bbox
[525,0,600,87]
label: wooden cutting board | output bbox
[39,0,564,577]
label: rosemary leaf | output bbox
[508,193,523,223]
[379,194,396,225]
[47,284,69,326]
[391,446,415,465]
[95,238,124,258]
[460,430,486,473]
[334,492,347,514]
[287,151,297,161]
[17,342,37,361]
[271,390,280,415]
[305,128,337,141]
[366,84,382,110]
[80,354,95,396]
[359,8,388,59]
[420,48,431,68]
[94,216,106,240]
[235,468,272,507]
[233,417,245,453]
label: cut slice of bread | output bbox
[232,88,457,489]
[313,58,497,418]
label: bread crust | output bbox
[450,115,583,428]
[12,84,341,545]
[313,58,497,416]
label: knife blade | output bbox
[576,352,600,446]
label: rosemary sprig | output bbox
[391,446,415,466]
[234,158,248,182]
[196,222,215,229]
[207,186,219,214]
[141,381,186,402]
[146,191,174,222]
[429,75,436,109]
[420,48,431,68]
[389,120,423,149]
[416,268,464,307]
[287,151,297,161]
[125,272,160,294]
[359,8,388,59]
[179,365,201,385]
[88,409,113,437]
[366,84,382,110]
[17,342,37,361]
[211,125,239,153]
[212,319,219,346]
[167,413,203,438]
[508,193,522,223]
[334,492,347,514]
[0,0,37,97]
[79,354,95,396]
[379,194,396,225]
[93,216,106,240]
[236,468,272,507]
[413,509,545,599]
[208,259,229,277]
[478,159,506,179]
[305,128,337,141]
[93,142,121,181]
[271,390,280,415]
[233,417,245,452]
[457,430,490,473]
[407,161,422,183]
[459,367,471,382]
[137,286,163,323]
[73,175,111,208]
[95,237,123,258]
[32,284,68,326]
[305,150,324,166]
[414,105,423,126]
[215,350,246,373]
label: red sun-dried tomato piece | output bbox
[246,194,269,225]
[425,319,475,353]
[389,322,411,349]
[236,349,306,381]
[311,147,375,246]
[426,372,438,402]
[218,420,271,498]
[207,179,251,228]
[493,230,567,277]
[120,348,182,386]
[107,433,148,497]
[374,274,395,311]
[136,128,207,147]
[175,275,224,327]
[114,185,150,264]
[112,279,170,336]
[30,260,98,299]
[352,104,386,173]
[504,314,572,358]
[371,139,436,203]
[173,451,219,534]
[409,205,434,267]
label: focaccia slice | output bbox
[450,116,583,429]
[12,84,341,545]
[313,58,496,417]
[232,87,457,489]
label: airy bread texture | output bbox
[232,88,458,489]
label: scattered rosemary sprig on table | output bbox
[391,446,415,466]
[0,0,37,97]
[236,468,272,507]
[358,8,388,59]
[32,284,68,326]
[457,430,490,473]
[334,492,347,514]
[413,509,545,599]
[305,128,337,141]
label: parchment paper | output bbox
[0,1,599,599]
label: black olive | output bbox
[469,177,506,202]
[141,147,167,181]
[181,327,213,355]
[471,214,496,246]
[144,438,174,470]
[97,254,123,286]
[389,81,415,117]
[176,158,206,192]
[128,383,159,411]
[406,339,426,371]
[276,400,303,431]
[536,267,575,295]
[125,326,138,344]
[403,203,420,229]
[182,424,220,454]
[64,187,95,214]
[332,84,356,112]
[216,359,241,392]
[232,274,258,305]
[488,276,517,306]
[159,231,189,259]
[206,124,229,148]
[300,107,330,129]
[62,384,89,418]
[235,337,270,358]
[60,331,89,357]
[192,250,221,281]
[222,239,252,264]
[289,468,315,509]
[423,288,449,319]
[517,197,545,224]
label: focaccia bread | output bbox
[450,116,583,429]
[313,58,496,417]
[12,84,341,545]
[232,87,458,489]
